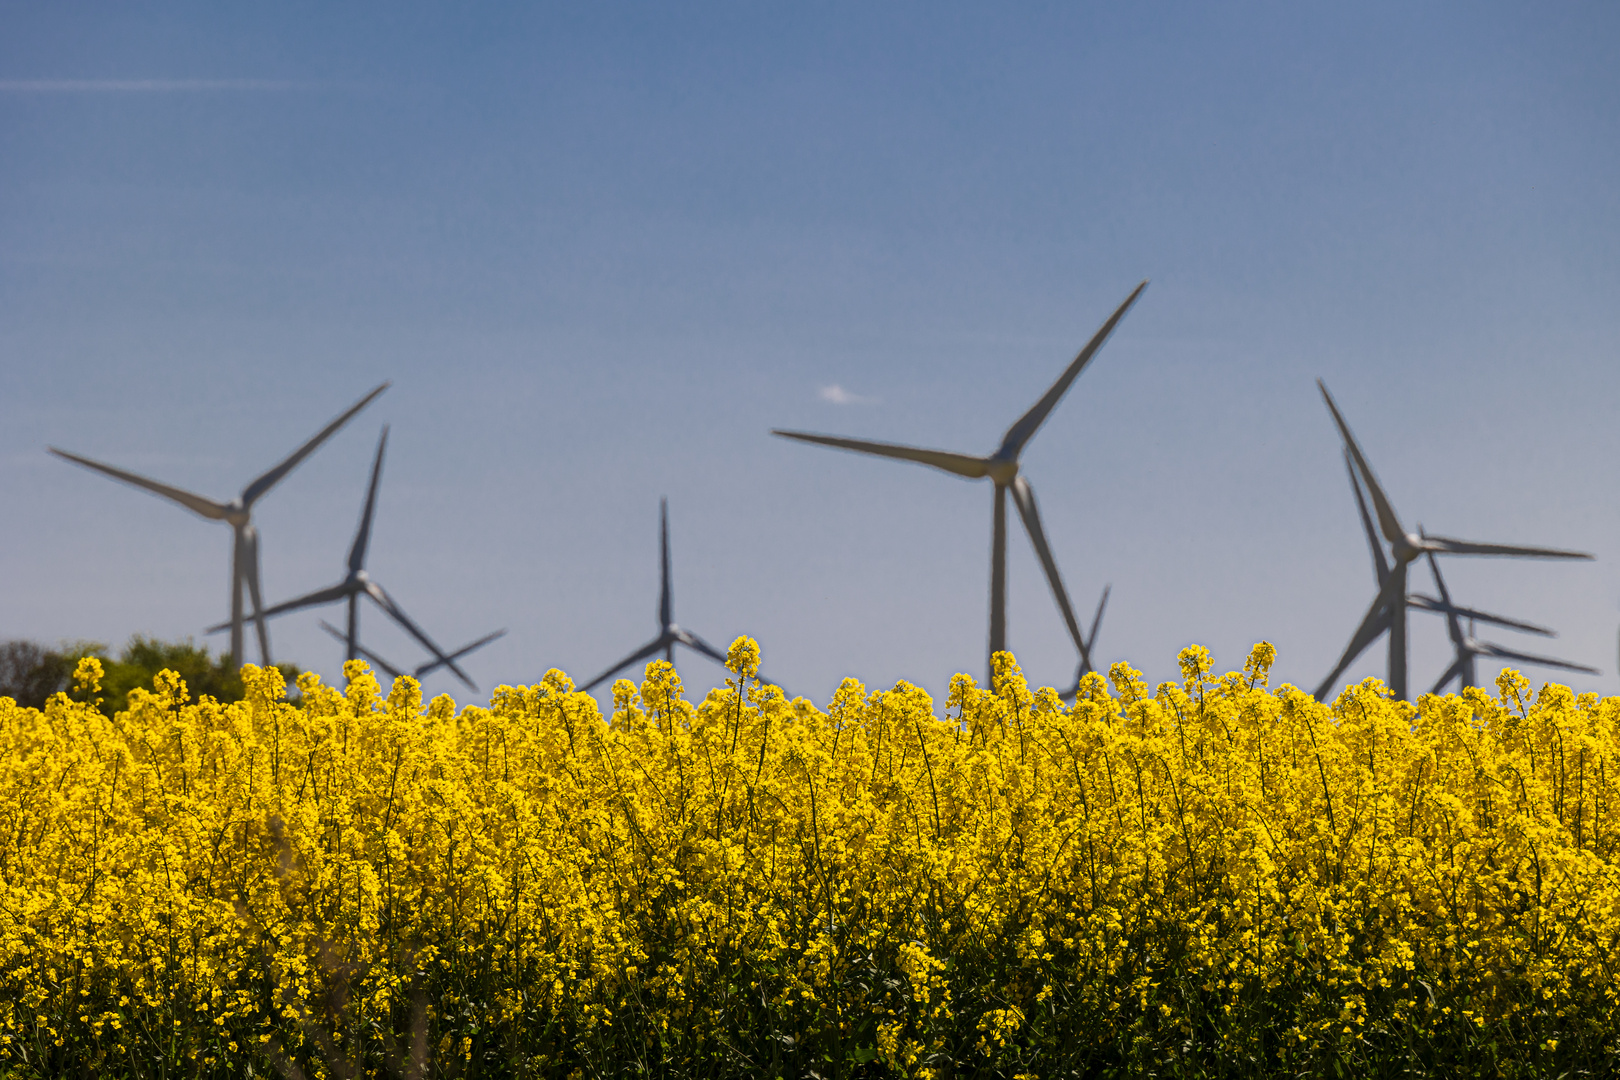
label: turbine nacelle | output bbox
[1392,533,1425,564]
[986,458,1020,486]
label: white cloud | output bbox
[818,384,878,406]
[0,79,307,93]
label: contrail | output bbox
[0,79,308,93]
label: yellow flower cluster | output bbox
[1,642,1617,1076]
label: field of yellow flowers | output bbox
[1,639,1617,1078]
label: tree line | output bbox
[0,636,298,715]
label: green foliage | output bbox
[0,636,296,715]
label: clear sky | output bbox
[4,2,1618,707]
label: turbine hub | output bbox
[225,502,250,527]
[987,459,1019,486]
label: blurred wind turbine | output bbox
[317,620,506,686]
[1343,449,1557,638]
[773,282,1147,685]
[580,499,779,694]
[50,382,388,667]
[1425,553,1595,693]
[206,426,476,690]
[1315,380,1592,702]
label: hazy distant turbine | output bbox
[580,498,783,695]
[1315,380,1592,701]
[1423,552,1596,694]
[207,425,476,689]
[1343,446,1562,648]
[49,383,388,667]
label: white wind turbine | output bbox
[208,426,480,690]
[579,498,782,694]
[773,282,1144,686]
[50,383,388,668]
[1316,380,1592,701]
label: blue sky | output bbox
[3,3,1619,706]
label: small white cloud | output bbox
[818,384,878,406]
[0,79,307,93]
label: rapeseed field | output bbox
[1,640,1616,1077]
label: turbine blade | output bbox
[1009,476,1092,672]
[413,629,507,678]
[1408,595,1555,637]
[244,527,272,665]
[1317,381,1405,545]
[1345,449,1389,586]
[48,448,230,520]
[363,580,476,691]
[771,431,992,479]
[1420,534,1594,560]
[1314,572,1403,700]
[579,636,669,693]
[203,580,354,633]
[998,280,1148,458]
[317,620,405,681]
[241,382,389,507]
[1423,552,1466,648]
[1430,656,1466,696]
[675,629,786,693]
[659,497,673,629]
[1477,643,1599,675]
[448,628,507,662]
[674,628,731,666]
[1060,585,1112,702]
[1086,584,1111,656]
[347,426,388,573]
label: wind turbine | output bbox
[1343,448,1558,638]
[773,282,1147,685]
[1315,380,1592,701]
[206,426,477,690]
[317,620,506,688]
[50,382,388,668]
[1060,585,1110,701]
[579,498,778,694]
[1425,553,1595,693]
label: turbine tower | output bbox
[318,620,506,687]
[579,499,777,694]
[50,382,388,667]
[206,426,477,690]
[1424,553,1594,694]
[773,282,1147,685]
[1315,380,1592,701]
